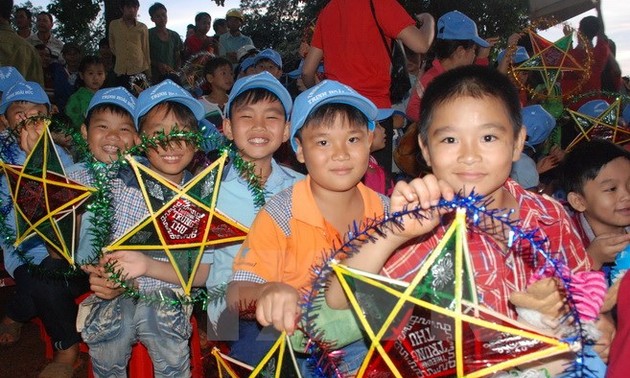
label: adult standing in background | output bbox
[0,0,44,86]
[109,0,150,88]
[14,7,31,39]
[27,12,64,62]
[218,9,253,65]
[184,12,215,59]
[148,2,182,84]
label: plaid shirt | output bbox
[383,179,592,319]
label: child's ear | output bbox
[295,138,305,164]
[222,118,234,141]
[80,124,88,140]
[205,73,213,84]
[418,135,432,167]
[368,130,374,146]
[567,192,587,212]
[512,127,527,162]
[281,121,290,142]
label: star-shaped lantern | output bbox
[105,152,249,294]
[512,29,588,99]
[0,126,95,265]
[213,333,302,377]
[332,209,571,377]
[566,98,630,151]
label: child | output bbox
[363,109,398,195]
[108,0,150,86]
[326,65,606,376]
[236,56,257,79]
[253,48,283,79]
[561,139,630,277]
[0,67,24,132]
[184,12,214,59]
[227,80,388,374]
[148,2,183,84]
[65,56,106,129]
[80,79,203,377]
[405,10,494,122]
[199,56,234,131]
[205,71,303,362]
[0,81,86,378]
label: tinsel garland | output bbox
[298,193,594,378]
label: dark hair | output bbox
[579,16,601,40]
[187,23,195,30]
[195,12,211,24]
[37,11,53,23]
[62,41,82,55]
[0,0,12,20]
[213,18,226,32]
[295,103,369,143]
[148,2,166,17]
[79,55,103,73]
[120,0,140,8]
[139,102,199,133]
[15,7,31,20]
[98,37,109,48]
[433,38,477,60]
[34,43,52,56]
[85,104,134,129]
[204,57,232,82]
[560,139,630,195]
[418,65,522,145]
[229,88,284,119]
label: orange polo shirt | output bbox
[232,175,388,290]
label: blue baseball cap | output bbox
[0,67,25,93]
[135,79,204,125]
[87,87,136,121]
[578,99,610,118]
[437,11,490,48]
[497,46,530,65]
[225,71,292,118]
[290,79,377,152]
[253,49,282,69]
[0,81,50,115]
[287,60,324,79]
[240,56,256,73]
[521,105,555,147]
[376,108,406,122]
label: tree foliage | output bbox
[47,0,104,54]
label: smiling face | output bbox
[296,114,373,195]
[82,108,138,163]
[224,97,288,168]
[570,157,630,235]
[419,95,525,207]
[5,101,49,130]
[80,63,106,92]
[140,105,197,184]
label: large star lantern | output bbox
[332,209,571,377]
[213,333,302,377]
[105,153,249,294]
[566,98,630,151]
[0,126,95,265]
[512,29,588,99]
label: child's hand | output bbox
[477,37,500,59]
[509,277,564,319]
[536,154,560,174]
[101,251,151,280]
[601,274,623,313]
[18,115,46,154]
[389,174,455,239]
[82,264,124,300]
[594,313,615,363]
[256,282,301,335]
[587,233,630,269]
[507,32,522,47]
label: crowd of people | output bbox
[1,0,630,377]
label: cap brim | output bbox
[473,36,490,48]
[135,96,204,125]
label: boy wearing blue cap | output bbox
[80,79,205,377]
[0,81,87,378]
[200,71,303,363]
[406,10,495,122]
[327,65,607,376]
[253,48,283,79]
[227,79,387,374]
[0,67,25,131]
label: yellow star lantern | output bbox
[213,333,302,377]
[512,28,589,99]
[105,152,249,295]
[332,209,571,377]
[566,98,630,151]
[0,126,95,265]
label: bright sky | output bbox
[28,0,630,75]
